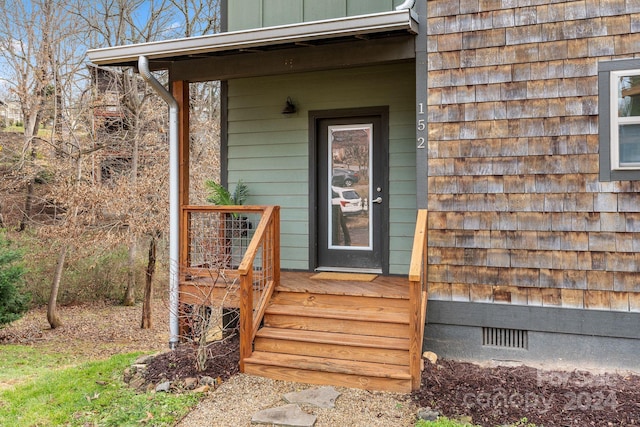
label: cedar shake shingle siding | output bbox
[426,1,640,311]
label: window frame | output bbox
[599,58,640,181]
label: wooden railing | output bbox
[408,209,428,390]
[180,205,280,370]
[237,206,279,371]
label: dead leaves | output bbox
[138,411,154,424]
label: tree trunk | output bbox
[141,235,157,329]
[19,142,38,232]
[123,107,140,306]
[123,236,136,306]
[47,245,67,329]
[18,179,34,231]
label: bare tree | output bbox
[0,1,58,231]
[0,0,94,327]
[79,0,223,317]
[169,0,221,38]
[0,0,223,328]
[76,0,177,307]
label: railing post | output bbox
[239,267,254,372]
[408,209,428,391]
[273,206,280,286]
[409,279,422,390]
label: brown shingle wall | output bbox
[426,0,640,311]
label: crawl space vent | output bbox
[482,327,528,349]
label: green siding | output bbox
[228,0,261,31]
[347,0,401,16]
[263,0,302,26]
[228,0,402,31]
[227,62,416,274]
[303,0,346,21]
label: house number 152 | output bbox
[417,102,426,149]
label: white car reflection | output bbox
[332,186,362,215]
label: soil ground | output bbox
[0,300,169,360]
[2,302,640,426]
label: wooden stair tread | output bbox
[265,303,408,324]
[243,364,412,393]
[263,314,411,338]
[278,272,409,299]
[244,351,411,380]
[255,327,410,350]
[270,291,410,310]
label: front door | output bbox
[311,108,388,273]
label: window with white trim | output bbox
[599,59,640,181]
[610,70,640,169]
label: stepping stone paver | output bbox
[251,404,317,427]
[283,386,341,408]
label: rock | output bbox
[199,376,217,386]
[251,404,316,427]
[423,351,438,365]
[283,386,341,408]
[131,364,148,372]
[128,375,146,391]
[456,415,474,424]
[193,385,210,394]
[417,407,439,421]
[155,381,172,393]
[134,354,156,365]
[184,377,198,390]
[123,367,133,383]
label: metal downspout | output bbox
[138,55,180,349]
[395,0,416,10]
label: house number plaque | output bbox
[417,102,426,149]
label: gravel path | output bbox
[177,374,418,427]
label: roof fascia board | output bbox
[171,34,415,82]
[87,10,416,66]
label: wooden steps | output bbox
[243,281,414,393]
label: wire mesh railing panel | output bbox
[181,206,280,366]
[186,210,260,272]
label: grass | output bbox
[2,126,51,137]
[416,417,537,427]
[0,349,200,426]
[416,417,480,427]
[0,345,79,388]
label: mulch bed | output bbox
[411,359,640,426]
[143,333,240,385]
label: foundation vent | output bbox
[482,327,528,349]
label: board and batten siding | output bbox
[228,0,407,31]
[427,0,640,311]
[226,62,416,274]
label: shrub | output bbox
[0,234,30,326]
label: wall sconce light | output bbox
[282,97,297,115]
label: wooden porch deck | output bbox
[180,271,409,308]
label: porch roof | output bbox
[87,10,417,69]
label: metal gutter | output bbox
[137,56,180,349]
[88,10,416,66]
